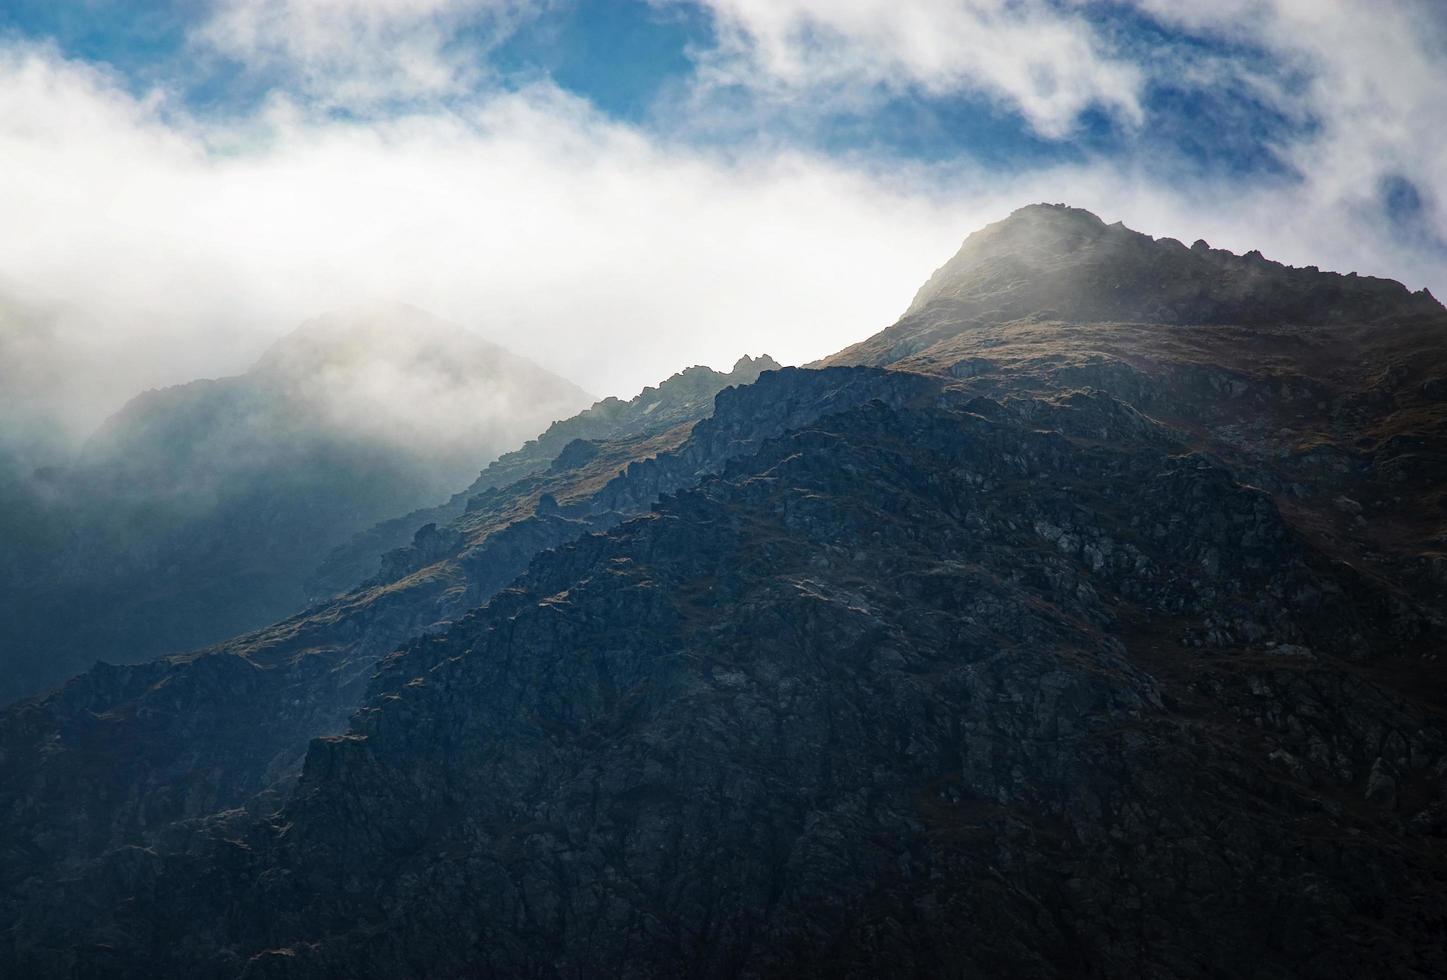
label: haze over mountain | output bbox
[3,206,1445,977]
[0,304,592,703]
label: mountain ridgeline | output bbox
[305,353,781,600]
[4,205,1447,978]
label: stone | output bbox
[1365,757,1398,808]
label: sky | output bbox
[2,0,1445,464]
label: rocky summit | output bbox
[3,205,1447,978]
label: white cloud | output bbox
[0,42,991,456]
[2,2,1445,466]
[671,0,1447,286]
[685,0,1447,258]
[194,0,539,107]
[1123,0,1447,249]
[686,0,1145,137]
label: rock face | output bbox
[3,207,1447,978]
[0,305,592,704]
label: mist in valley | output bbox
[0,301,597,702]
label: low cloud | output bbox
[0,42,988,462]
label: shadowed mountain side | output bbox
[0,366,918,895]
[7,380,1446,978]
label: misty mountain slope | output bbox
[9,381,1446,978]
[307,354,781,600]
[0,305,592,704]
[0,365,907,891]
[3,207,1447,976]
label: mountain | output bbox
[3,206,1447,977]
[822,204,1447,603]
[0,304,592,703]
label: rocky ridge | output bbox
[306,354,781,600]
[0,364,882,891]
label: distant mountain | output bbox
[4,207,1447,978]
[0,304,591,703]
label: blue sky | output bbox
[1,1,1445,452]
[0,0,1327,180]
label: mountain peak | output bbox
[904,203,1442,326]
[1001,201,1109,229]
[732,353,782,375]
[821,203,1446,371]
[251,303,502,377]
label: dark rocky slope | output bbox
[0,366,894,892]
[3,205,1447,977]
[8,378,1447,978]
